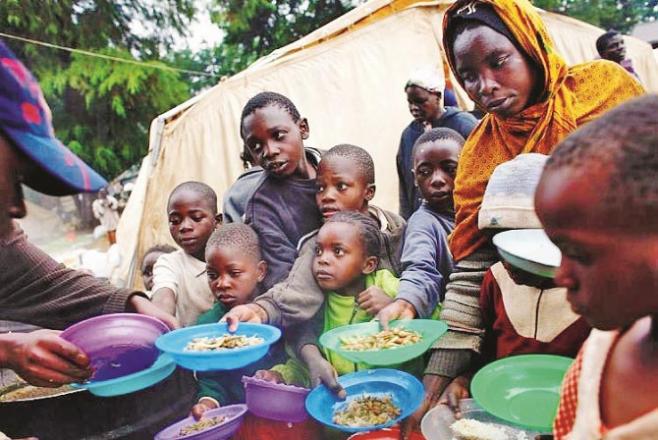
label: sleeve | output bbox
[196,372,232,406]
[151,253,180,299]
[0,228,135,330]
[222,169,263,224]
[397,135,413,220]
[396,214,449,318]
[270,357,311,388]
[253,236,324,328]
[424,348,476,378]
[553,349,583,439]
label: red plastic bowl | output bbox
[60,313,169,381]
[241,375,310,423]
[347,427,425,439]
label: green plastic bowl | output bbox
[471,354,573,432]
[319,319,447,366]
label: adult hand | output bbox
[221,304,267,332]
[0,330,92,388]
[438,375,471,418]
[376,299,416,330]
[190,397,219,421]
[400,374,451,440]
[300,345,346,399]
[357,286,395,316]
[128,294,180,330]
[253,369,285,384]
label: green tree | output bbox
[533,0,658,33]
[0,0,198,179]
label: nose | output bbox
[8,200,27,219]
[263,141,280,160]
[477,70,498,97]
[217,274,231,291]
[554,259,578,291]
[430,170,447,188]
[320,188,335,203]
[180,217,193,232]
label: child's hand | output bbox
[253,369,285,384]
[190,397,219,421]
[221,304,268,332]
[300,345,346,399]
[438,375,471,418]
[357,286,394,316]
[376,299,417,330]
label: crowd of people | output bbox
[1,0,656,439]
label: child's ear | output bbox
[215,213,224,225]
[299,117,310,140]
[361,256,378,275]
[256,260,268,282]
[365,184,376,201]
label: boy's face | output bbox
[168,189,218,260]
[242,105,309,179]
[406,86,442,123]
[205,245,266,309]
[316,156,374,220]
[453,25,540,118]
[413,139,460,212]
[141,251,165,291]
[601,35,626,63]
[536,167,658,330]
[313,222,377,293]
[0,134,32,240]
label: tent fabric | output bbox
[115,0,658,288]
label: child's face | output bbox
[413,139,460,212]
[316,156,374,221]
[205,245,266,309]
[601,35,626,63]
[452,25,540,118]
[141,251,165,291]
[536,167,658,330]
[406,86,442,123]
[168,189,218,259]
[242,105,309,179]
[313,222,377,293]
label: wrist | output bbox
[251,304,269,323]
[126,292,149,311]
[395,299,417,316]
[300,344,322,364]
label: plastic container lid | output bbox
[492,229,561,278]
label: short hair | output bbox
[545,94,658,229]
[239,91,301,138]
[168,181,218,214]
[412,127,465,160]
[596,30,620,54]
[143,244,176,260]
[206,223,262,261]
[322,144,375,185]
[325,211,381,258]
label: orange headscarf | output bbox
[443,0,645,261]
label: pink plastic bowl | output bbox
[242,375,310,423]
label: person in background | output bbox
[397,65,477,220]
[0,39,177,390]
[92,187,120,245]
[150,181,220,327]
[141,244,176,292]
[596,30,640,81]
[536,95,658,439]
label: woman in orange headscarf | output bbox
[401,0,644,436]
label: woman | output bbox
[396,0,644,436]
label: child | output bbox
[380,128,463,326]
[151,181,221,327]
[140,244,176,292]
[92,188,120,245]
[397,66,477,219]
[437,154,591,417]
[240,91,323,291]
[189,223,285,418]
[537,96,658,438]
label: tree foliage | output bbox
[533,0,658,33]
[0,0,197,179]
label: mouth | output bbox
[314,270,333,281]
[265,160,288,174]
[411,111,425,120]
[429,191,449,201]
[218,294,236,305]
[179,237,198,247]
[484,97,509,112]
[320,206,339,218]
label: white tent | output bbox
[114,0,658,288]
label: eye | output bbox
[207,271,217,281]
[314,246,322,256]
[191,215,206,223]
[333,247,345,257]
[460,70,477,83]
[492,55,509,68]
[229,270,241,278]
[169,216,181,225]
[443,163,458,177]
[317,184,325,194]
[273,131,286,141]
[250,142,263,154]
[417,166,432,177]
[337,182,348,191]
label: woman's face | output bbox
[452,25,540,118]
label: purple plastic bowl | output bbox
[242,375,310,423]
[60,313,169,381]
[154,404,248,440]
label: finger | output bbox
[447,391,462,417]
[191,404,206,421]
[29,345,91,380]
[39,336,90,369]
[225,315,240,333]
[20,364,84,388]
[356,291,369,305]
[378,311,390,330]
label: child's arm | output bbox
[438,373,474,418]
[300,345,345,398]
[150,255,178,315]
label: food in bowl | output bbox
[0,383,77,402]
[178,415,226,436]
[184,334,264,351]
[450,418,530,440]
[333,394,401,427]
[339,327,421,351]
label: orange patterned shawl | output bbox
[443,0,645,261]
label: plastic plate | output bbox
[154,404,247,440]
[492,229,561,278]
[241,375,310,423]
[319,319,447,366]
[348,427,425,439]
[305,369,423,433]
[155,323,281,371]
[470,354,573,431]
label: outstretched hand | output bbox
[438,375,471,419]
[357,286,395,316]
[376,299,416,330]
[300,345,346,399]
[128,294,180,330]
[190,397,219,421]
[221,304,267,332]
[400,374,451,440]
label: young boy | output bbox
[381,128,462,325]
[151,181,221,327]
[536,96,658,438]
[189,223,284,418]
[140,244,176,292]
[240,91,323,291]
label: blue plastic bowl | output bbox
[154,404,247,440]
[155,323,281,371]
[71,353,175,397]
[305,369,424,433]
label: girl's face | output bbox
[316,156,374,220]
[406,86,442,123]
[413,138,460,212]
[241,105,311,179]
[452,25,541,118]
